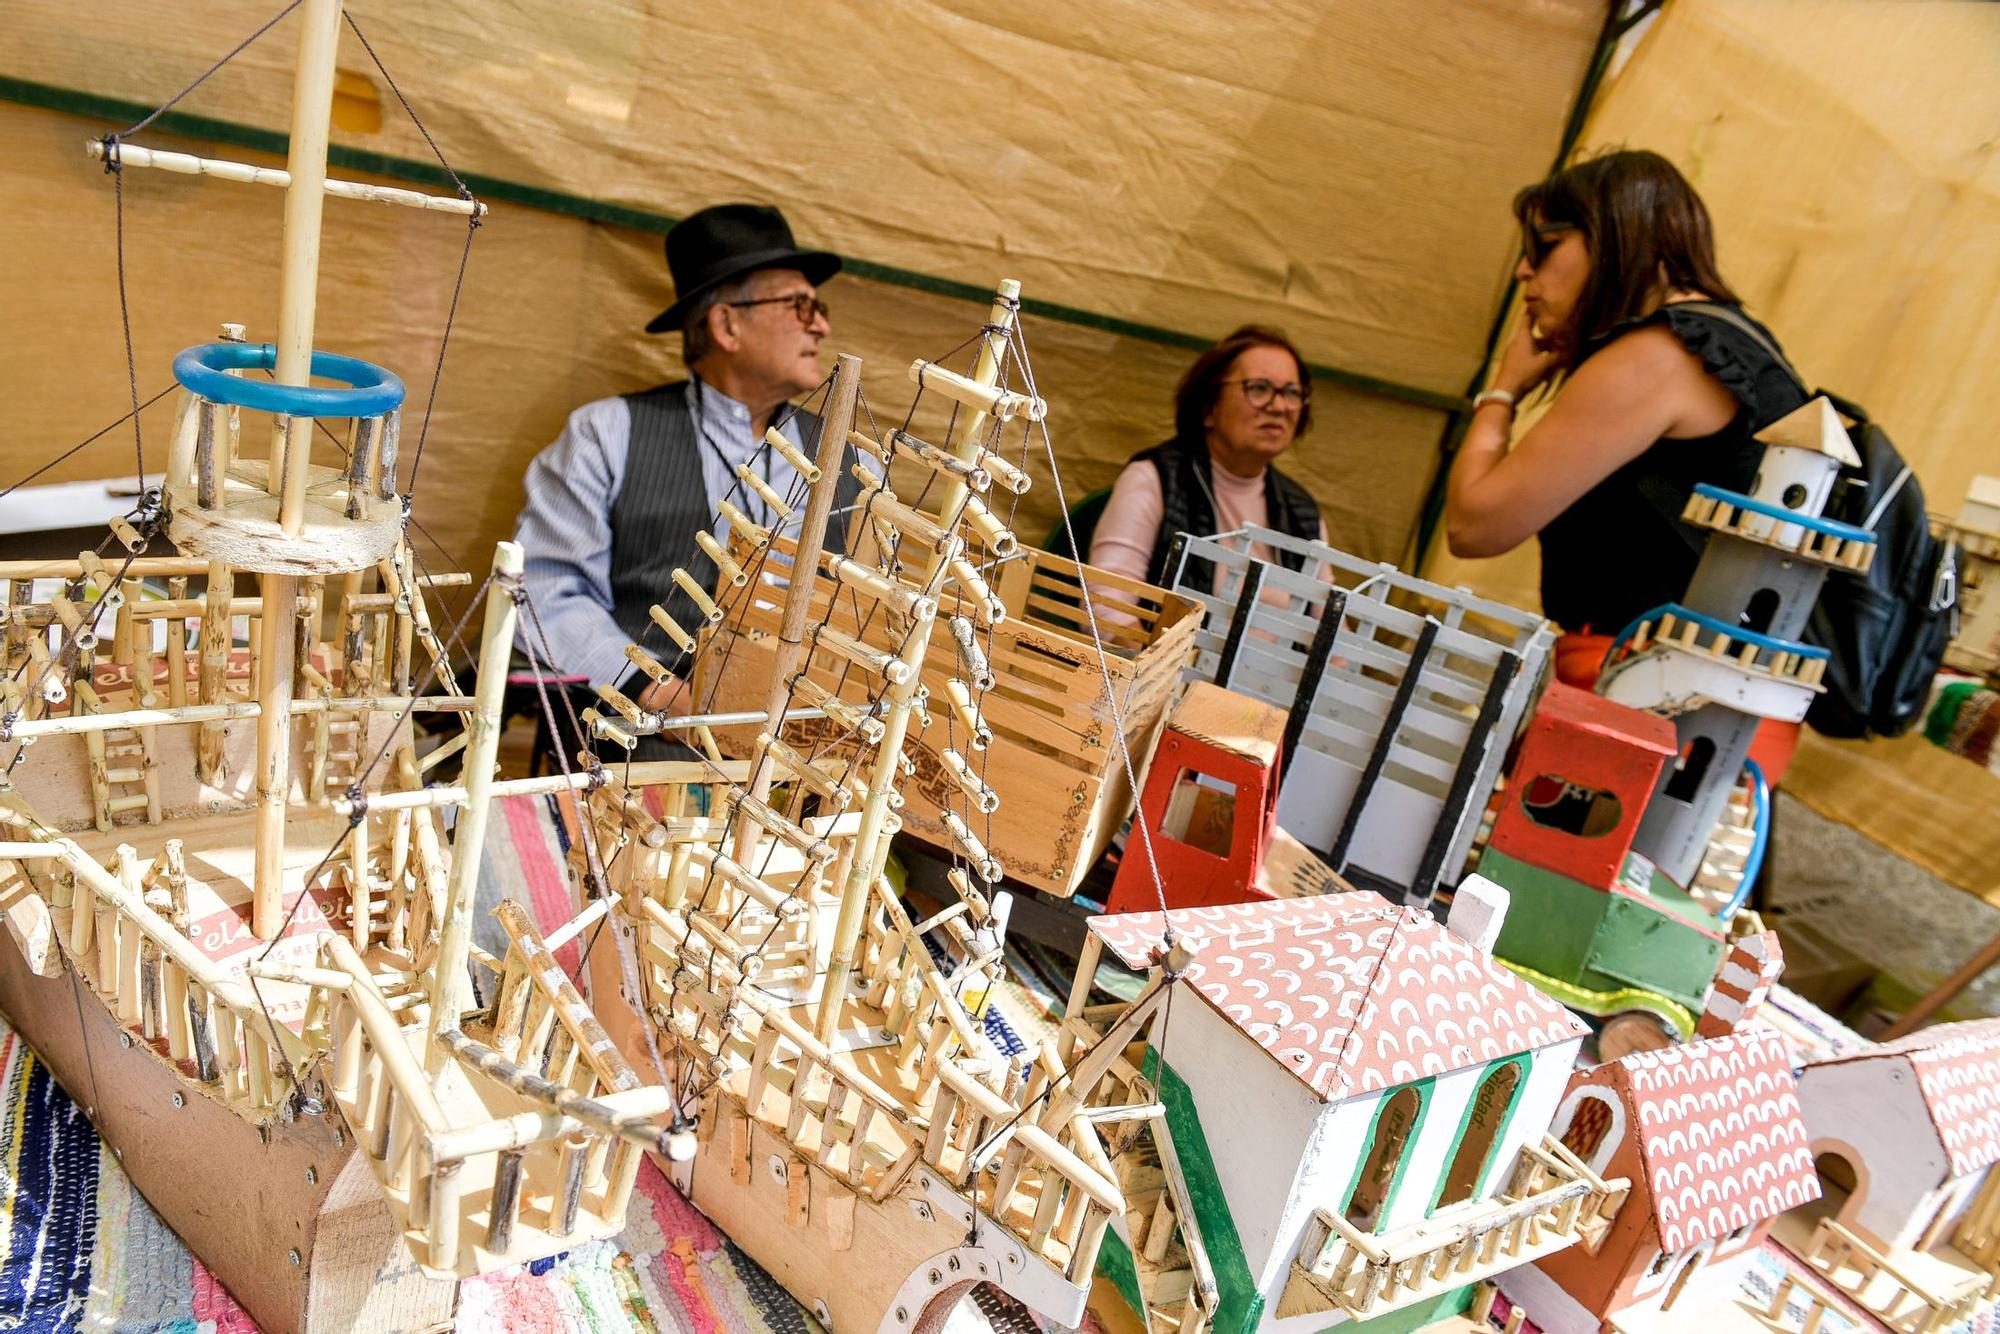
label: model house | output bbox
[1074,887,1626,1332]
[1787,1018,2000,1327]
[1503,1002,1817,1331]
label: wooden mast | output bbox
[729,353,860,863]
[426,540,523,1078]
[814,281,1020,1044]
[251,0,343,938]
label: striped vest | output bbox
[609,382,862,649]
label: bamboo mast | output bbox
[730,353,861,863]
[251,0,343,937]
[425,539,523,1079]
[813,281,1020,1045]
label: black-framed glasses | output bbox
[1220,378,1309,411]
[727,292,830,326]
[1521,221,1578,269]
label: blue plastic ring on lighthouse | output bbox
[171,343,406,418]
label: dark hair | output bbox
[1173,325,1314,444]
[1514,149,1739,365]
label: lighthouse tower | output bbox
[1598,397,1876,885]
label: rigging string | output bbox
[244,570,496,1110]
[93,0,312,490]
[0,385,175,503]
[337,12,484,498]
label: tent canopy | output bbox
[0,0,1603,575]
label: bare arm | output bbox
[1446,321,1739,559]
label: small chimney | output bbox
[1697,931,1785,1040]
[1447,874,1509,954]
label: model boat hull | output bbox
[0,928,454,1332]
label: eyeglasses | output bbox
[1521,221,1578,269]
[1220,378,1309,411]
[727,292,830,327]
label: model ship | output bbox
[0,3,687,1329]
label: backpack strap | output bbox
[1663,300,1809,394]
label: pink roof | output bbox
[1612,1027,1820,1253]
[1811,1018,2000,1177]
[1087,894,1588,1100]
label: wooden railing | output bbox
[324,929,674,1274]
[1282,1135,1628,1321]
[6,816,316,1113]
[1618,609,1828,686]
[929,1059,1124,1283]
[1803,1216,1998,1333]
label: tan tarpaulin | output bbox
[1421,0,2000,896]
[0,0,1602,576]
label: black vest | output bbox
[1537,304,1811,634]
[1133,437,1322,589]
[609,381,862,653]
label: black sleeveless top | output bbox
[1538,303,1810,633]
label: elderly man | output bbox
[513,203,868,754]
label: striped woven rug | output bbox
[0,796,1043,1332]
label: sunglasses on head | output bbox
[1521,221,1578,269]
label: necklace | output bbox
[689,375,783,528]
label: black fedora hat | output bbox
[646,203,841,334]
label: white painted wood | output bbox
[1598,645,1817,723]
[1446,875,1509,953]
[1498,1259,1603,1334]
[1797,1058,1950,1249]
[1156,991,1327,1308]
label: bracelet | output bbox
[1473,388,1518,412]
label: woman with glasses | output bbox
[1446,149,1812,785]
[1088,324,1326,590]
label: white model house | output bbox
[1085,890,1615,1333]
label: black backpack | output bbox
[1679,304,1955,738]
[1800,394,1957,739]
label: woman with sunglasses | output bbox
[1089,325,1326,591]
[1445,149,1812,773]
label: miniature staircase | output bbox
[307,699,369,802]
[100,724,160,826]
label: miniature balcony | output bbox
[1682,484,1877,574]
[160,340,407,576]
[1611,605,1829,688]
[1278,1137,1629,1322]
[1801,1217,2000,1334]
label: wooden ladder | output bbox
[78,681,161,830]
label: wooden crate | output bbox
[1165,526,1551,905]
[693,535,1203,896]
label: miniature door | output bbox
[1106,682,1285,913]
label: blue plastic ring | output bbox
[171,343,405,418]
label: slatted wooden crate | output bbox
[1165,526,1551,905]
[693,534,1203,896]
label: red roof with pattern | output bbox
[1812,1018,2000,1177]
[1611,1027,1820,1253]
[1087,894,1588,1100]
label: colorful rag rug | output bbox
[0,795,1045,1332]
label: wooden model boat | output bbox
[0,3,687,1328]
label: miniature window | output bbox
[1346,1086,1423,1233]
[1435,1060,1524,1208]
[1645,1248,1676,1278]
[1518,774,1623,838]
[1662,737,1716,804]
[1161,769,1237,858]
[1556,1088,1623,1174]
[1739,588,1782,635]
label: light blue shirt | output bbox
[512,377,851,688]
